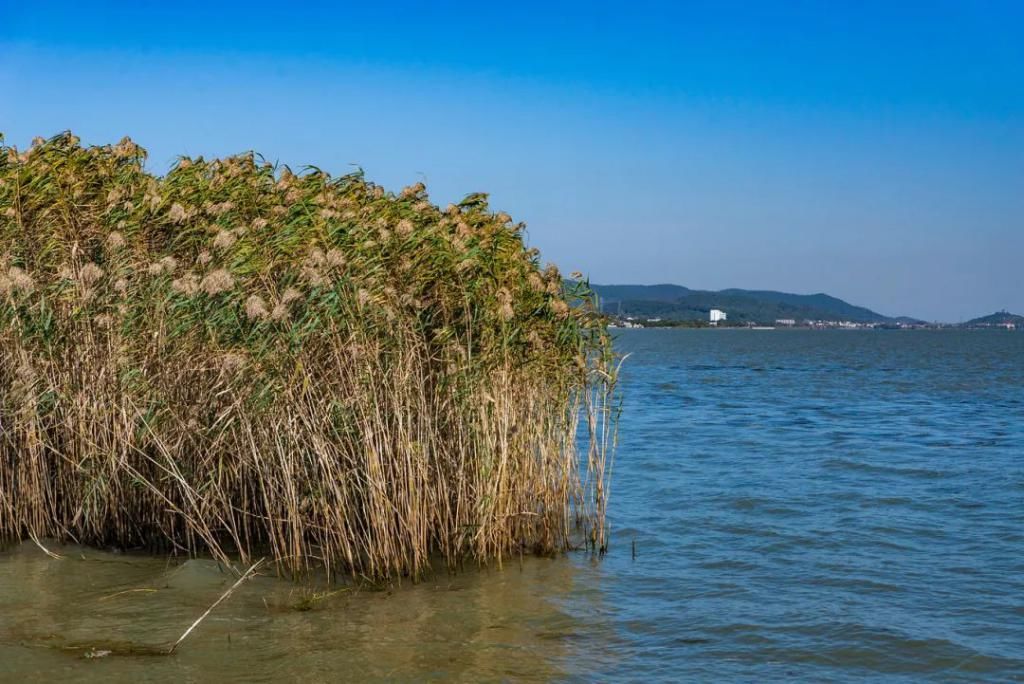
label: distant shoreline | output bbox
[588,284,1021,331]
[608,323,1021,331]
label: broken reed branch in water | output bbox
[0,132,620,581]
[28,530,64,560]
[168,558,264,655]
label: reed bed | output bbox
[0,132,619,581]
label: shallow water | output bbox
[2,329,1023,681]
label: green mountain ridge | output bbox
[963,311,1024,327]
[590,283,906,324]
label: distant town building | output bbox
[608,317,644,329]
[710,309,727,325]
[775,319,796,326]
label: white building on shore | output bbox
[710,309,727,325]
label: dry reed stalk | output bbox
[167,558,264,654]
[0,132,620,581]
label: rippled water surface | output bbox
[2,330,1022,681]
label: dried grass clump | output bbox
[0,132,619,581]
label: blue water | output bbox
[1,328,1022,682]
[584,329,1024,681]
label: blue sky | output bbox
[2,1,1021,321]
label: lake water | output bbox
[2,329,1022,681]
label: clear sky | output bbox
[2,1,1021,321]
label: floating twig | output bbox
[167,558,264,655]
[98,588,160,601]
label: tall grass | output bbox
[0,132,619,580]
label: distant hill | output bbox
[962,311,1024,327]
[590,283,900,324]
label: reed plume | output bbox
[0,132,619,581]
